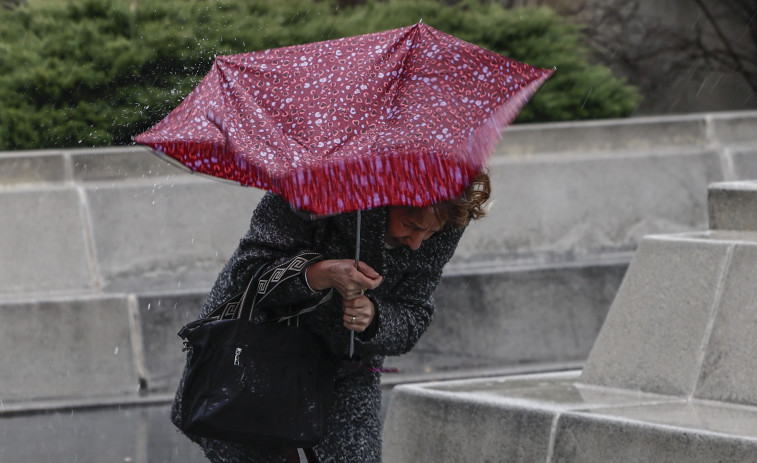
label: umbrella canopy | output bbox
[134,22,552,216]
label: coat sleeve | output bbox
[355,227,464,357]
[200,192,330,320]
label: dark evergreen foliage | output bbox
[0,0,641,149]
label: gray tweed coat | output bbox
[173,192,464,463]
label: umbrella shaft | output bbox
[354,210,361,267]
[350,210,361,358]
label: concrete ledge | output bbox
[709,112,757,146]
[0,295,139,402]
[580,231,757,404]
[135,291,208,392]
[495,116,709,156]
[382,372,676,463]
[0,151,66,186]
[694,242,757,406]
[730,146,757,180]
[383,379,557,463]
[554,402,757,462]
[70,146,190,182]
[383,373,757,463]
[0,188,94,296]
[578,235,732,396]
[494,111,757,157]
[708,181,757,231]
[84,179,262,293]
[454,148,723,266]
[393,261,626,370]
[130,262,623,393]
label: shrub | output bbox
[0,0,641,150]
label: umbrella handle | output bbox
[349,211,362,358]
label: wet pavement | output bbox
[0,404,206,463]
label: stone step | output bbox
[0,294,140,403]
[382,372,757,463]
[709,180,757,231]
[579,232,757,406]
[0,143,732,297]
[494,110,757,157]
[0,258,617,403]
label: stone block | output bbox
[70,146,190,182]
[0,296,138,401]
[386,262,625,372]
[0,151,66,186]
[710,111,757,146]
[0,189,94,296]
[494,115,707,156]
[553,402,757,463]
[730,146,757,180]
[383,373,669,463]
[695,241,757,406]
[383,384,554,463]
[708,181,757,231]
[452,149,723,266]
[85,179,263,292]
[136,291,208,392]
[579,236,731,396]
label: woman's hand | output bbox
[306,259,382,299]
[342,295,375,332]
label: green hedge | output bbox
[0,0,641,150]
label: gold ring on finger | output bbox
[351,316,356,323]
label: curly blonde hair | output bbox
[431,170,491,229]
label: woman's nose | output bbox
[404,232,424,250]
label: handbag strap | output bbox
[200,263,269,322]
[179,254,332,341]
[239,253,333,324]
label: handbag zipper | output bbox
[234,347,242,366]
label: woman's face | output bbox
[385,206,443,251]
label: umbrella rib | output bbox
[384,24,422,124]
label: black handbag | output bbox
[176,254,336,448]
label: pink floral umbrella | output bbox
[134,22,552,216]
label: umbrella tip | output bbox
[418,18,423,24]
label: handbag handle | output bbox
[239,253,332,325]
[179,254,332,342]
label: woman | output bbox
[173,171,491,463]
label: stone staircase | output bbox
[383,181,757,462]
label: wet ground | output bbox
[0,404,206,463]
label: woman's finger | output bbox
[342,296,375,332]
[356,261,381,279]
[348,265,382,290]
[343,313,364,332]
